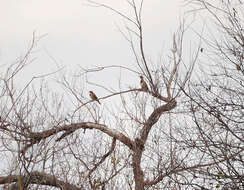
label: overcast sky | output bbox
[0,0,183,92]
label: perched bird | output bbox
[89,91,101,104]
[200,48,203,53]
[236,65,241,71]
[140,76,148,91]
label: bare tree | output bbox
[179,0,244,189]
[2,0,239,190]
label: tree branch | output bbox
[20,122,133,155]
[0,171,82,190]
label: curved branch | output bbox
[140,99,177,143]
[0,171,82,190]
[131,99,177,190]
[21,122,133,155]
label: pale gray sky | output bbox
[0,0,184,172]
[0,0,182,90]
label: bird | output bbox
[200,48,203,53]
[140,76,148,91]
[89,91,101,104]
[236,65,241,71]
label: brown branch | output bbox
[89,137,116,176]
[0,171,82,190]
[73,88,169,116]
[144,148,244,186]
[21,122,133,155]
[167,34,179,99]
[88,137,116,188]
[140,99,177,143]
[132,99,177,190]
[149,91,171,102]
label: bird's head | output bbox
[89,91,93,94]
[140,76,143,79]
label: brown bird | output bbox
[140,76,148,91]
[236,65,241,71]
[89,91,101,104]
